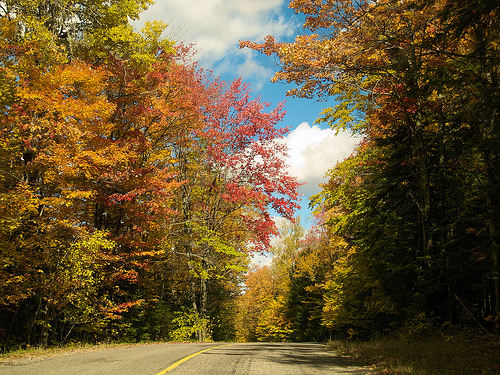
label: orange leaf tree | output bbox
[163,67,301,341]
[242,0,500,334]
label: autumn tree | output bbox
[166,72,301,341]
[1,1,185,347]
[0,35,124,346]
[236,264,292,342]
[236,219,308,342]
[0,0,153,59]
[426,0,500,318]
[1,0,303,348]
[286,224,340,341]
[242,0,500,333]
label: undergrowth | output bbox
[0,341,160,362]
[327,331,500,374]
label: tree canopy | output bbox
[239,0,500,339]
[1,0,499,349]
[0,1,300,348]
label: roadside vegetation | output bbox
[0,342,128,362]
[0,0,298,350]
[238,0,500,355]
[328,331,500,375]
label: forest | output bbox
[0,0,499,351]
[0,0,301,349]
[240,0,500,341]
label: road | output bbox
[0,342,368,375]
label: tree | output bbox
[242,0,500,333]
[236,265,292,342]
[167,73,301,341]
[0,0,153,58]
[236,219,321,342]
[0,44,124,346]
[426,0,500,317]
[0,4,184,347]
[285,225,330,341]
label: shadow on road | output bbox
[207,342,365,374]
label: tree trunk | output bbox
[483,149,500,317]
[200,258,208,342]
[414,110,433,257]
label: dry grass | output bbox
[0,342,94,362]
[327,332,500,374]
[0,341,156,363]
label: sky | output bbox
[133,0,358,229]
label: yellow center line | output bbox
[155,343,232,375]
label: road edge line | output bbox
[155,343,231,374]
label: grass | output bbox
[327,332,500,374]
[0,342,95,362]
[0,341,161,363]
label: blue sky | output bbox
[133,0,358,229]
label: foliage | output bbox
[241,0,500,339]
[165,70,300,341]
[237,219,325,342]
[327,331,500,375]
[0,0,300,350]
[3,0,499,351]
[170,307,211,342]
[235,265,292,342]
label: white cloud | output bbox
[250,252,273,267]
[232,50,274,90]
[134,0,296,80]
[280,122,358,196]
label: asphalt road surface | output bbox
[0,342,368,375]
